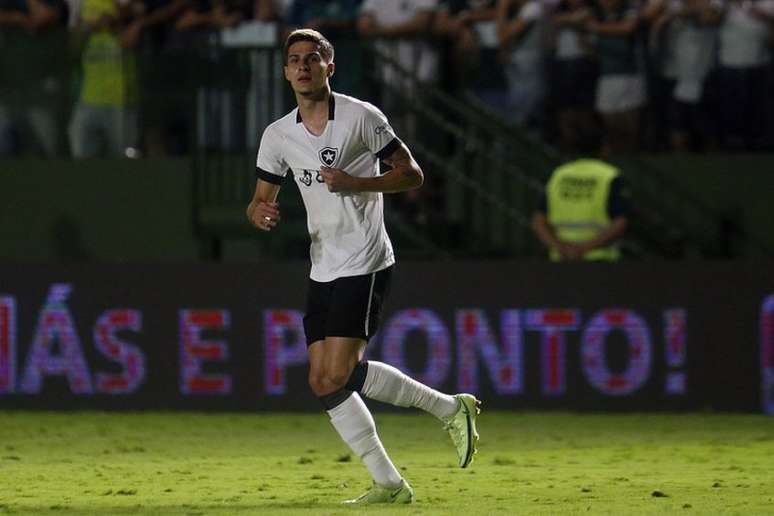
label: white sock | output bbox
[327,392,403,488]
[360,361,459,420]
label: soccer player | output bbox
[246,29,480,504]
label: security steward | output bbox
[531,158,630,261]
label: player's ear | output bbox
[327,62,335,78]
[283,65,291,83]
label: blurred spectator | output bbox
[642,0,675,151]
[547,0,598,152]
[171,0,253,152]
[64,0,82,26]
[357,0,439,104]
[127,0,191,155]
[434,0,500,101]
[0,0,68,156]
[531,156,630,261]
[287,0,359,34]
[68,0,141,157]
[496,0,548,130]
[644,0,720,151]
[715,0,774,150]
[586,0,645,155]
[137,0,270,155]
[286,0,363,96]
[254,0,277,20]
[131,0,190,48]
[174,0,243,31]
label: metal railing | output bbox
[189,37,772,260]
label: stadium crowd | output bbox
[1,0,773,158]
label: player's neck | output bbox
[296,88,332,137]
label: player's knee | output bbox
[323,368,351,391]
[308,369,349,396]
[308,371,329,397]
[308,363,358,397]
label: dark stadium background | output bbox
[1,7,773,418]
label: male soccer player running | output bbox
[246,29,480,504]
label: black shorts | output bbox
[303,266,393,346]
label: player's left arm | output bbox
[320,141,424,194]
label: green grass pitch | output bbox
[1,411,773,515]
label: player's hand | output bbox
[247,201,281,232]
[320,167,357,193]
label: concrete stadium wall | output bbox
[631,154,774,253]
[1,155,772,262]
[0,159,197,262]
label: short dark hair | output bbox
[284,29,334,63]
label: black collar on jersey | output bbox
[296,93,336,123]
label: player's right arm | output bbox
[246,180,281,232]
[248,125,286,232]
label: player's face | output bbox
[284,41,334,97]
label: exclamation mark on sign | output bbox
[664,309,687,395]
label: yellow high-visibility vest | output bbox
[547,159,620,261]
[79,0,137,106]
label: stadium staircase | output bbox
[191,43,771,260]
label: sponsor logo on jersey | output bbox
[374,124,391,135]
[299,169,324,187]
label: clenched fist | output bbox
[247,201,281,231]
[320,166,358,193]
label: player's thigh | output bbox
[321,336,367,383]
[326,266,393,342]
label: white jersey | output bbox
[255,92,398,282]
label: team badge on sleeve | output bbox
[319,147,338,167]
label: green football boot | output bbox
[342,479,414,504]
[442,393,481,468]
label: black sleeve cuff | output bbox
[255,166,285,185]
[375,137,401,160]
